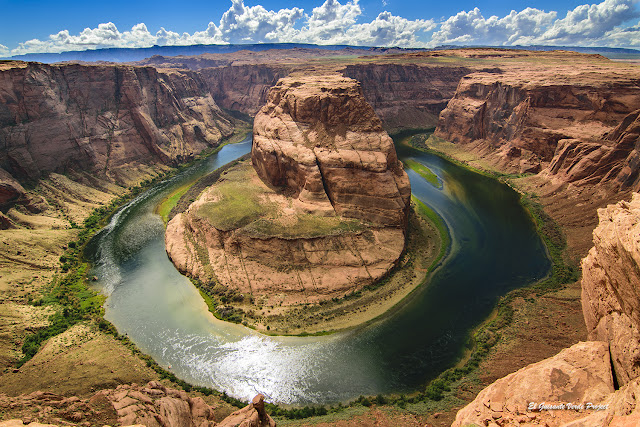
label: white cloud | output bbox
[432,7,558,46]
[11,22,158,55]
[3,0,640,56]
[430,0,640,47]
[217,0,304,43]
[539,0,639,44]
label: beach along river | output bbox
[86,134,550,405]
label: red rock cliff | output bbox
[581,193,640,386]
[435,61,640,177]
[0,62,235,183]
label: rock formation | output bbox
[435,56,640,178]
[343,63,471,130]
[548,109,640,191]
[251,75,410,227]
[0,381,275,427]
[166,75,410,306]
[452,341,615,427]
[581,193,640,386]
[0,61,235,185]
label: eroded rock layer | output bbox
[435,59,640,182]
[166,76,409,305]
[0,382,275,427]
[581,193,640,386]
[252,75,410,227]
[0,62,234,184]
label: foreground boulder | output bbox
[0,382,275,427]
[166,75,410,307]
[581,193,640,386]
[452,341,615,427]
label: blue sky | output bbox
[1,0,639,56]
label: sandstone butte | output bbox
[453,194,640,427]
[165,75,411,307]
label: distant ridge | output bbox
[2,43,639,63]
[0,43,421,64]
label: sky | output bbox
[1,0,639,56]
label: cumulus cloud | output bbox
[432,7,557,46]
[217,0,303,43]
[539,0,639,44]
[11,22,158,54]
[2,0,640,56]
[299,2,435,46]
[430,0,640,47]
[3,0,435,55]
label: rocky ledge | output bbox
[166,75,410,309]
[0,381,275,427]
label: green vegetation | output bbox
[412,197,449,272]
[156,182,192,223]
[519,194,579,292]
[155,128,252,224]
[193,162,366,238]
[404,159,442,188]
[245,215,364,238]
[196,166,271,230]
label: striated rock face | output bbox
[166,75,410,305]
[452,341,615,427]
[252,75,410,227]
[200,65,292,116]
[0,382,275,427]
[581,193,640,386]
[0,62,234,184]
[343,63,471,130]
[435,64,640,177]
[549,109,640,191]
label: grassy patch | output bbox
[412,197,449,272]
[196,169,271,231]
[245,215,365,238]
[404,159,442,188]
[156,182,193,224]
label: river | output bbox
[87,134,550,405]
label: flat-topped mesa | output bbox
[252,75,411,228]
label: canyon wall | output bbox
[200,64,294,116]
[435,64,640,180]
[0,62,235,185]
[343,63,471,130]
[581,194,640,386]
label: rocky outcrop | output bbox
[435,61,640,176]
[581,193,640,386]
[452,341,615,427]
[166,75,410,306]
[252,75,410,227]
[0,62,235,185]
[548,109,640,191]
[343,63,471,130]
[0,382,275,427]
